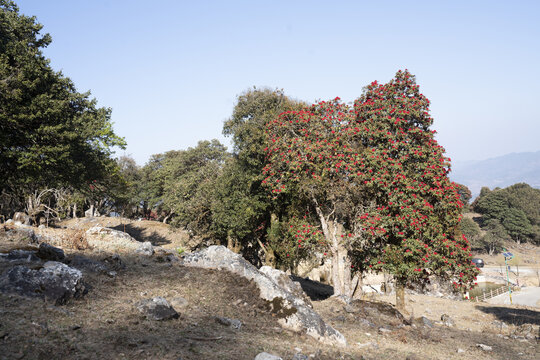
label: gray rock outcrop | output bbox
[0,261,86,305]
[259,266,312,307]
[135,241,154,256]
[182,245,346,346]
[85,226,140,252]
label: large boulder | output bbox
[0,261,86,305]
[259,266,312,307]
[182,246,346,346]
[85,226,140,252]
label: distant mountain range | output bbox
[450,151,540,200]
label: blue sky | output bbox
[15,0,540,166]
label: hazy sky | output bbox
[15,0,540,166]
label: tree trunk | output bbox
[313,202,352,296]
[265,246,276,267]
[396,280,405,312]
[227,232,241,253]
[349,273,363,299]
[227,233,234,251]
[73,203,77,219]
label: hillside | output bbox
[0,219,539,359]
[451,151,540,199]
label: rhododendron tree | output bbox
[263,98,371,295]
[352,70,479,309]
[263,70,479,305]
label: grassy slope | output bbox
[0,219,538,360]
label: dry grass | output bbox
[59,229,91,250]
[1,221,539,359]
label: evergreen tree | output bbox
[0,1,125,215]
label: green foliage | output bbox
[0,1,125,215]
[269,216,326,270]
[163,140,227,233]
[352,71,477,290]
[454,183,472,210]
[481,219,507,255]
[214,88,304,261]
[473,183,540,244]
[114,155,143,217]
[263,70,479,290]
[501,208,533,244]
[460,217,482,248]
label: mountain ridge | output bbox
[450,151,540,200]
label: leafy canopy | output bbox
[263,70,479,290]
[0,0,125,200]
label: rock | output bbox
[476,344,493,351]
[85,227,140,252]
[457,348,465,354]
[378,327,392,334]
[492,320,508,331]
[7,226,39,242]
[358,318,375,328]
[182,246,346,346]
[215,316,242,329]
[0,261,86,305]
[135,241,154,256]
[357,342,373,348]
[254,353,282,360]
[37,243,65,261]
[154,248,180,263]
[102,254,126,271]
[419,316,433,328]
[4,249,40,262]
[344,304,360,314]
[68,255,115,277]
[259,266,312,307]
[13,212,30,225]
[5,219,14,225]
[86,226,132,240]
[292,353,309,360]
[136,297,179,321]
[514,324,536,340]
[169,296,188,309]
[440,314,455,327]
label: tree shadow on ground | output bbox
[476,305,540,325]
[111,224,170,246]
[290,275,334,301]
